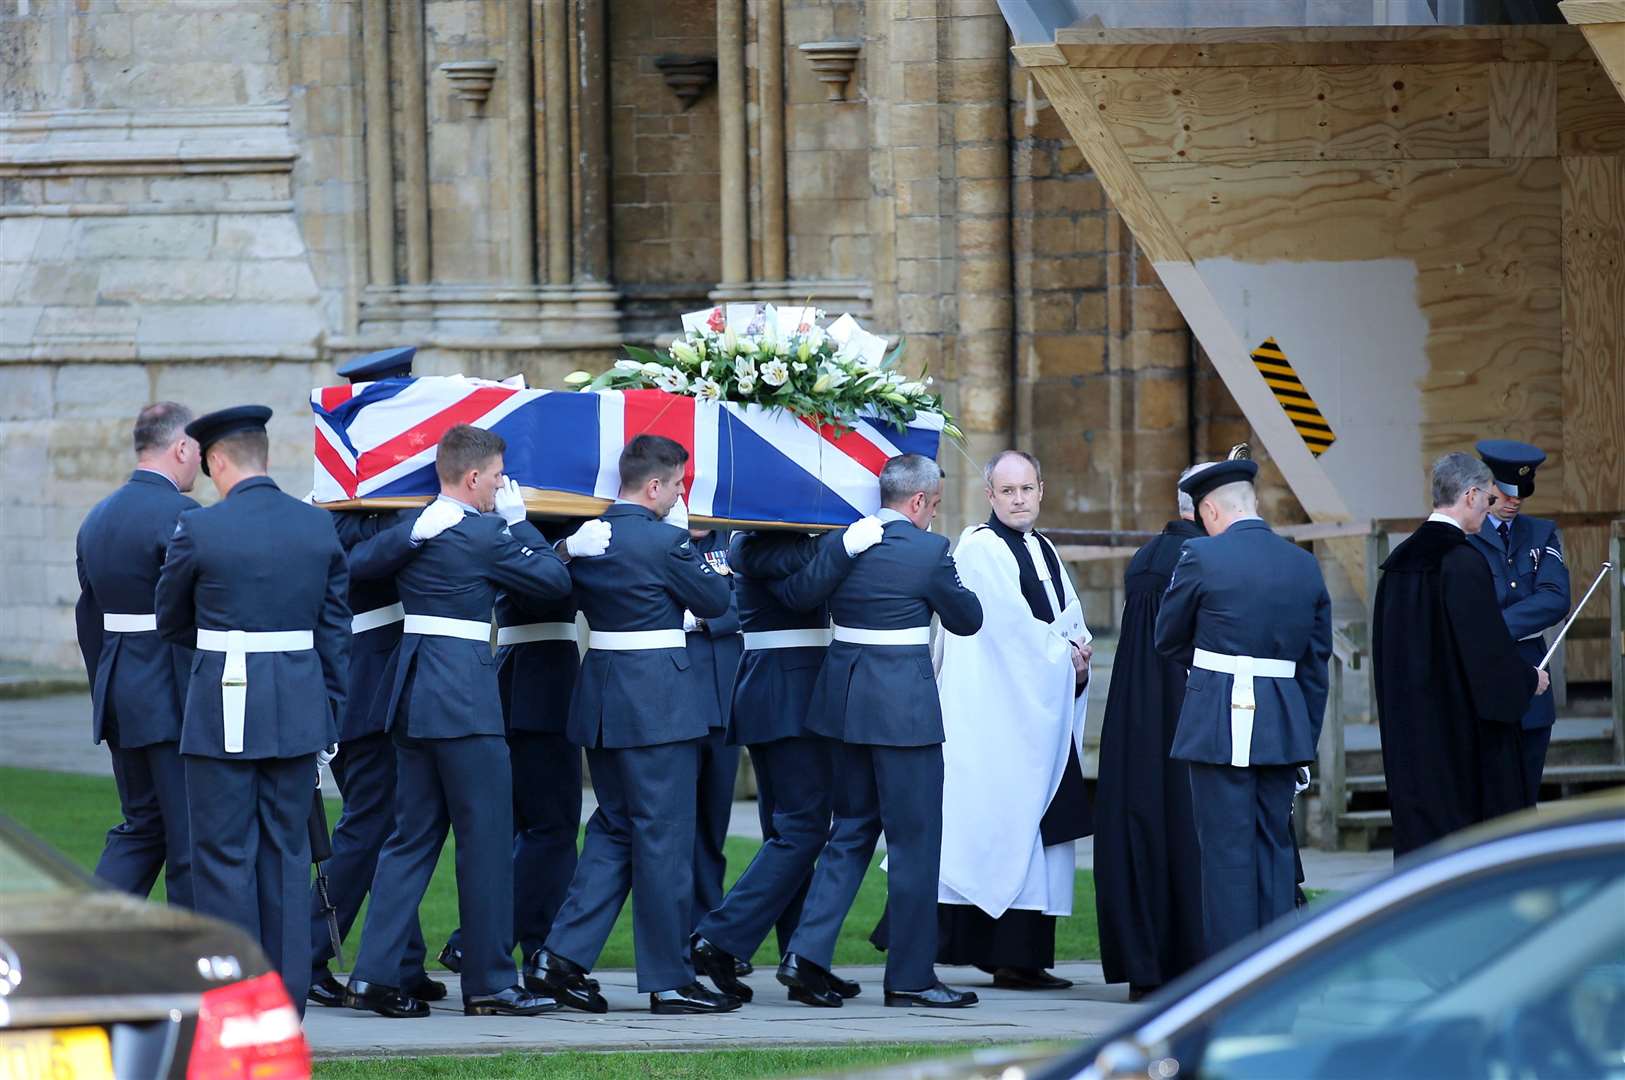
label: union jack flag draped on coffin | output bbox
[310,376,945,527]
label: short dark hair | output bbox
[132,402,193,456]
[879,453,943,506]
[619,434,688,491]
[435,424,505,486]
[983,449,1042,487]
[210,430,269,473]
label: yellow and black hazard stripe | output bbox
[1250,337,1335,457]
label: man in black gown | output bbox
[1375,452,1548,857]
[1093,464,1209,1000]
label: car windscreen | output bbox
[1180,851,1625,1080]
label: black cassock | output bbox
[872,515,1092,972]
[1375,521,1537,857]
[1093,520,1205,991]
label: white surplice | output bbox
[935,524,1090,918]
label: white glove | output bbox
[318,743,339,770]
[565,518,612,558]
[663,497,690,531]
[494,476,527,525]
[410,498,463,542]
[683,609,701,633]
[843,515,885,557]
[1294,766,1311,795]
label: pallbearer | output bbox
[682,526,744,942]
[779,454,984,1009]
[308,347,444,1010]
[530,435,740,1015]
[689,518,881,1003]
[76,402,200,909]
[155,405,351,1012]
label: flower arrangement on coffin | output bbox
[563,304,962,441]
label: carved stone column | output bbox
[397,0,431,284]
[717,0,749,288]
[574,0,612,285]
[362,0,395,287]
[506,1,535,284]
[543,0,572,286]
[757,0,786,284]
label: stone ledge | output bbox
[0,200,295,218]
[1,107,297,177]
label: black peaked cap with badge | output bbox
[1178,458,1258,503]
[186,405,272,477]
[338,346,416,383]
[1475,439,1545,498]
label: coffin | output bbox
[310,377,945,530]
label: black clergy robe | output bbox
[1375,521,1538,857]
[1093,520,1205,991]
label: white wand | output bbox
[1539,562,1615,672]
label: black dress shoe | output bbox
[437,942,462,974]
[1128,984,1158,1002]
[776,953,842,1008]
[464,984,559,1017]
[526,949,608,1014]
[884,981,979,1008]
[691,935,753,1002]
[308,969,345,1008]
[735,957,753,976]
[402,973,448,1002]
[343,979,429,1018]
[649,981,742,1014]
[992,967,1074,990]
[827,971,862,999]
[523,949,598,993]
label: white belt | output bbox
[194,628,316,754]
[587,629,686,651]
[104,613,157,633]
[402,614,492,642]
[351,602,405,635]
[497,622,579,647]
[830,623,931,647]
[742,628,832,651]
[1192,648,1297,768]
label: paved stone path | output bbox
[302,962,1136,1059]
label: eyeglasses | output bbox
[1471,487,1500,508]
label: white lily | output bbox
[653,368,690,394]
[614,359,644,371]
[736,375,757,395]
[760,358,790,387]
[694,377,724,400]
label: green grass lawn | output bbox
[0,765,1100,970]
[312,1044,1013,1079]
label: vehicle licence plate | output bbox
[0,1027,114,1080]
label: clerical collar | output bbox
[875,507,910,524]
[984,514,1031,542]
[1426,511,1464,533]
[135,467,180,491]
[435,493,480,515]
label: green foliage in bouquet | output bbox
[563,317,962,441]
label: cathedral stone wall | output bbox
[1,0,1274,672]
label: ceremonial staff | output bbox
[1538,562,1614,671]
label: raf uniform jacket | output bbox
[806,516,984,747]
[75,470,199,749]
[154,476,350,760]
[567,502,731,750]
[332,511,409,743]
[1154,518,1333,766]
[494,525,580,736]
[1468,514,1569,730]
[727,531,857,747]
[351,505,571,741]
[685,530,744,732]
